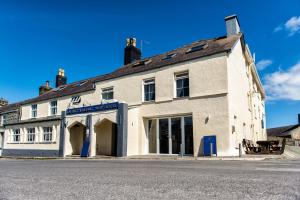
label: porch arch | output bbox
[94,118,117,156]
[68,121,86,155]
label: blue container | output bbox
[203,135,217,156]
[80,140,90,157]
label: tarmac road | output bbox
[0,159,299,200]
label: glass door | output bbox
[148,116,193,155]
[171,118,182,154]
[159,119,169,154]
[184,116,194,155]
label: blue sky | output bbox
[0,0,299,128]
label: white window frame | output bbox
[27,128,35,143]
[43,127,53,142]
[31,104,37,118]
[143,78,155,102]
[174,72,189,98]
[13,129,20,142]
[102,87,114,100]
[50,100,57,116]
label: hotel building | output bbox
[0,15,266,157]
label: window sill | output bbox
[173,96,189,100]
[142,100,156,105]
[7,142,56,144]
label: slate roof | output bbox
[267,124,300,137]
[0,34,242,114]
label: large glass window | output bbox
[184,116,194,155]
[27,128,35,142]
[43,127,53,142]
[144,79,155,102]
[31,104,37,118]
[148,119,157,153]
[50,101,57,115]
[13,129,20,142]
[175,72,189,98]
[102,88,114,100]
[148,116,193,155]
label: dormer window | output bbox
[71,96,81,105]
[102,87,114,100]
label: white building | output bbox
[0,15,266,157]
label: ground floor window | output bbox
[43,127,53,142]
[13,129,20,142]
[27,128,35,142]
[147,116,193,155]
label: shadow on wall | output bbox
[197,137,204,157]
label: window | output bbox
[162,53,176,61]
[43,127,53,142]
[175,72,189,98]
[50,101,57,115]
[102,88,114,100]
[144,79,155,102]
[71,96,81,105]
[13,129,20,142]
[2,114,7,125]
[27,128,35,142]
[186,43,207,53]
[31,104,37,118]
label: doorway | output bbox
[0,132,3,156]
[69,123,86,155]
[94,119,117,156]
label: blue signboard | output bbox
[66,102,118,115]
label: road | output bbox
[0,159,299,200]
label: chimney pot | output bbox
[225,14,241,36]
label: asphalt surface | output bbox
[0,159,299,200]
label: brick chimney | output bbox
[225,14,241,36]
[39,80,52,95]
[56,68,67,88]
[124,38,141,65]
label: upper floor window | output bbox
[43,127,53,142]
[144,79,155,102]
[31,104,37,118]
[27,128,35,142]
[13,129,20,142]
[102,87,113,100]
[50,101,57,115]
[175,72,189,98]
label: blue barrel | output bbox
[203,135,217,156]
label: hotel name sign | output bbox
[66,102,118,115]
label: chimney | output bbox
[56,68,67,88]
[124,38,141,65]
[39,80,52,95]
[225,14,241,36]
[0,98,8,107]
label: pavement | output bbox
[0,159,299,200]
